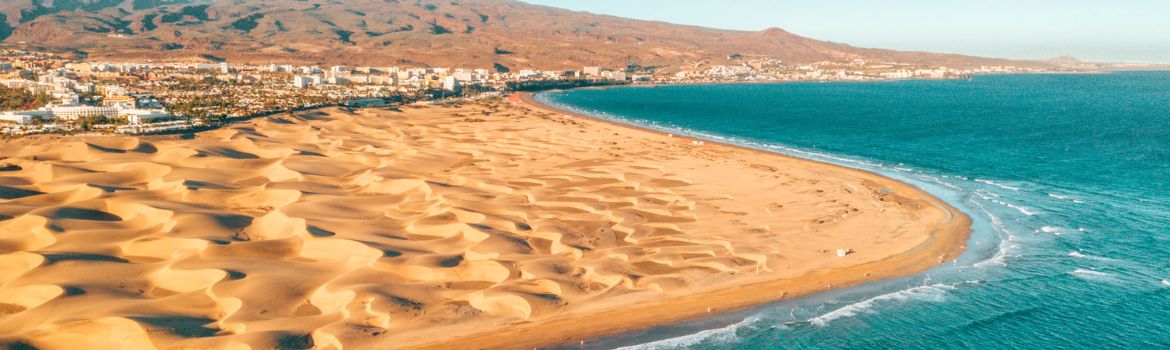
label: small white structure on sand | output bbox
[837,248,853,257]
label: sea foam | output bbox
[975,179,1021,191]
[1070,269,1118,284]
[613,316,758,350]
[807,283,958,326]
[1068,251,1115,262]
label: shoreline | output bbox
[551,70,1114,92]
[0,96,971,350]
[398,94,973,349]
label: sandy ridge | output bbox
[0,98,968,350]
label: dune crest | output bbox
[0,101,966,349]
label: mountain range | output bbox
[0,0,1042,71]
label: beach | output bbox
[0,98,969,349]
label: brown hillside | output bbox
[0,0,1041,70]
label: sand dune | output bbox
[0,99,967,349]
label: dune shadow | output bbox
[133,142,159,154]
[198,147,260,159]
[183,180,235,190]
[42,253,130,265]
[87,184,134,193]
[307,226,336,237]
[44,207,122,221]
[225,270,247,280]
[294,111,330,121]
[211,214,254,231]
[0,340,38,350]
[438,254,465,268]
[129,316,220,338]
[85,143,127,154]
[275,333,315,350]
[0,185,43,199]
[426,181,455,188]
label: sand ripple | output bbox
[0,102,952,349]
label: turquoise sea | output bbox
[537,72,1170,349]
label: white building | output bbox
[293,76,314,88]
[103,96,137,109]
[880,70,914,79]
[120,109,172,125]
[442,76,460,91]
[268,64,295,73]
[0,110,52,125]
[453,71,474,81]
[0,104,170,125]
[370,75,397,86]
[193,63,223,71]
[602,71,627,81]
[54,92,80,106]
[48,105,118,120]
[583,67,603,76]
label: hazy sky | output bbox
[522,0,1170,63]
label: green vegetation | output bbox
[230,14,264,32]
[141,14,158,31]
[0,86,52,111]
[179,5,211,21]
[75,115,124,131]
[160,5,210,24]
[430,23,452,35]
[160,13,184,23]
[626,64,658,75]
[333,29,355,44]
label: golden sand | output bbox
[0,98,968,349]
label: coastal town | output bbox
[0,49,1041,136]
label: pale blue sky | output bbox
[522,0,1170,63]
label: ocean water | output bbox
[537,72,1170,349]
